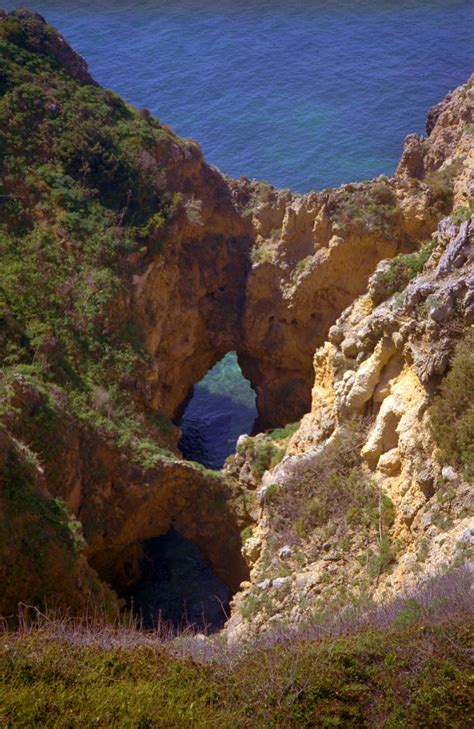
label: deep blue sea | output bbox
[4,0,472,466]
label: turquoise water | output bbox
[178,353,256,469]
[5,1,472,465]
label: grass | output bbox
[425,159,461,215]
[0,552,471,727]
[0,580,472,728]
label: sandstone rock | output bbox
[441,466,458,482]
[429,300,454,323]
[362,396,400,469]
[397,133,427,178]
[243,535,262,564]
[377,448,402,476]
[272,577,291,590]
[278,545,293,560]
[340,337,396,413]
[341,337,359,358]
[402,503,421,527]
[436,219,471,276]
[328,325,344,344]
[417,469,435,498]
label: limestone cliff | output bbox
[0,10,472,625]
[227,210,473,641]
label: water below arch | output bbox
[178,352,258,469]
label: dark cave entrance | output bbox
[121,529,231,633]
[178,351,258,469]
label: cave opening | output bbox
[178,351,258,469]
[121,529,231,633]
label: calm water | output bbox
[178,353,256,469]
[5,0,472,465]
[5,0,473,191]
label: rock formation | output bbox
[0,11,472,629]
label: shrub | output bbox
[368,535,395,579]
[252,441,285,477]
[373,239,435,296]
[430,331,474,479]
[425,159,461,214]
[268,421,300,441]
[329,181,399,237]
[250,244,272,265]
[264,419,381,545]
[451,203,474,223]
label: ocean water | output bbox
[178,352,256,469]
[5,0,473,190]
[5,0,473,466]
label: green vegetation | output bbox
[0,617,471,727]
[250,244,272,265]
[0,14,179,465]
[329,180,399,237]
[425,159,461,215]
[451,202,474,223]
[237,436,286,478]
[291,255,312,280]
[269,421,300,441]
[252,441,285,477]
[373,239,435,296]
[430,330,474,479]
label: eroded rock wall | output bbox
[226,212,473,642]
[130,76,474,428]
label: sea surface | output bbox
[5,0,473,466]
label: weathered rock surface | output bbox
[131,75,474,429]
[226,212,473,642]
[1,13,472,624]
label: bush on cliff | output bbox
[372,239,435,296]
[430,330,474,479]
[328,180,399,238]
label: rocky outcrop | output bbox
[1,377,248,606]
[134,76,473,428]
[226,212,473,641]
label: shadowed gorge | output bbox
[121,529,231,632]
